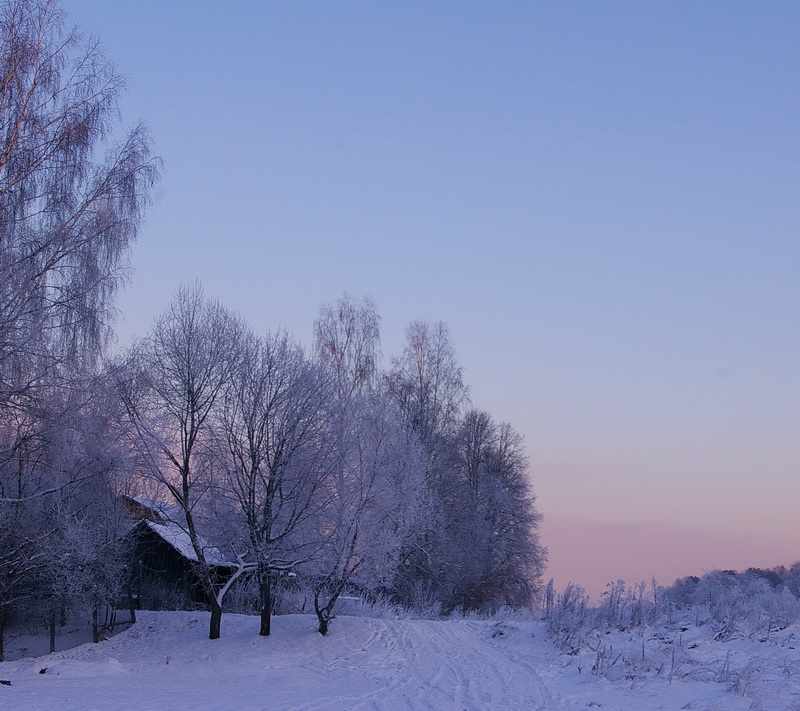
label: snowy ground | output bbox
[1,610,799,710]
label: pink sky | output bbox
[541,515,799,600]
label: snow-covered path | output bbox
[288,617,556,711]
[0,611,557,711]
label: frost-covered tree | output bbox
[314,294,380,400]
[386,321,469,607]
[447,410,545,610]
[0,371,130,658]
[42,461,132,648]
[310,295,414,633]
[387,321,468,456]
[386,325,544,612]
[310,392,426,634]
[117,286,248,640]
[217,328,335,636]
[0,0,156,652]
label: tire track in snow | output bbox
[381,620,558,711]
[290,618,558,711]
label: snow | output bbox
[3,610,800,710]
[144,520,230,567]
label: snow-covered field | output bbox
[1,609,799,710]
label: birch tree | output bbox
[387,321,467,455]
[0,0,156,649]
[314,294,380,400]
[0,0,157,391]
[386,321,469,607]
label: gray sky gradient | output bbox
[63,1,800,594]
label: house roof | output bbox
[124,495,231,568]
[142,520,231,568]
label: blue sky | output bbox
[63,1,800,595]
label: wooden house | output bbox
[122,496,232,609]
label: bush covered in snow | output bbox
[540,568,800,707]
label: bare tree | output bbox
[118,285,247,640]
[314,294,380,401]
[310,294,400,633]
[387,321,468,455]
[311,392,426,634]
[217,329,334,636]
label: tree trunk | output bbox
[209,596,222,640]
[314,587,341,636]
[126,579,136,625]
[50,609,56,653]
[0,610,5,662]
[106,606,117,631]
[259,564,271,636]
[92,607,99,644]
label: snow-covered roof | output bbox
[124,496,231,568]
[143,520,231,568]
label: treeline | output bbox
[1,286,546,649]
[0,0,544,654]
[663,565,800,618]
[115,288,545,638]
